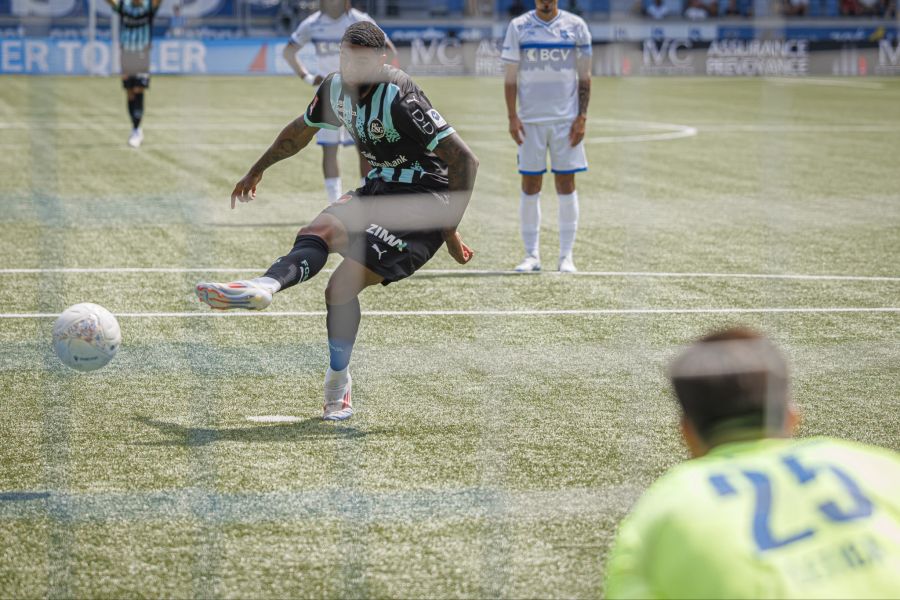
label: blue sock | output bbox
[327,297,361,371]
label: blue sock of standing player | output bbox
[326,297,361,372]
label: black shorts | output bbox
[323,179,452,285]
[121,50,151,88]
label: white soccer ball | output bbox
[52,303,122,372]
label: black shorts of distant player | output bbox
[121,50,151,90]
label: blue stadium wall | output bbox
[0,0,897,75]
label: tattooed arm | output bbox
[569,56,592,147]
[231,117,318,208]
[433,132,479,264]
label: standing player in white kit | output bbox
[502,0,592,273]
[283,0,397,204]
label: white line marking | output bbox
[0,118,699,145]
[765,77,885,90]
[697,123,900,133]
[1,267,897,282]
[245,415,304,423]
[468,119,698,146]
[1,308,898,319]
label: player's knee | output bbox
[555,175,576,195]
[522,177,542,195]
[298,222,334,244]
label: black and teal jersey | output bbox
[304,67,456,191]
[115,0,158,53]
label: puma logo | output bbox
[371,244,387,260]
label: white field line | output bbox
[1,307,898,319]
[1,267,898,282]
[764,77,886,90]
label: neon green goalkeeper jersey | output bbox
[605,437,900,599]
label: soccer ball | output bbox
[52,303,121,372]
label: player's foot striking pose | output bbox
[196,22,478,421]
[502,0,591,272]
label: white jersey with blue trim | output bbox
[501,10,592,124]
[290,8,377,76]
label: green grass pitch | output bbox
[0,74,898,597]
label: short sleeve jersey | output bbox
[304,67,456,190]
[605,437,900,599]
[501,10,592,124]
[116,0,158,53]
[290,9,377,76]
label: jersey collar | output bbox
[705,436,790,458]
[529,9,561,27]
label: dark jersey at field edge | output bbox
[116,0,158,53]
[305,66,456,191]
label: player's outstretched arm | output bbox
[433,132,479,264]
[570,56,591,147]
[231,117,318,208]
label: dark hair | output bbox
[341,21,386,50]
[669,327,790,442]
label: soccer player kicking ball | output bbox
[196,22,478,421]
[502,0,591,273]
[605,327,900,599]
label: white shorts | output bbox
[517,120,588,176]
[316,126,355,147]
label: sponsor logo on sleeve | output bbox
[410,107,434,136]
[427,109,447,128]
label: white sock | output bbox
[325,365,349,387]
[249,276,281,294]
[519,191,541,258]
[360,177,367,187]
[558,191,579,259]
[324,177,342,204]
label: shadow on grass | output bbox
[134,416,379,447]
[0,492,51,502]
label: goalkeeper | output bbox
[606,327,900,599]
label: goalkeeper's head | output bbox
[340,22,387,88]
[669,327,799,457]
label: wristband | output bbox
[303,73,317,86]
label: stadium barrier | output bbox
[0,22,897,76]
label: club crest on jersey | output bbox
[368,118,385,140]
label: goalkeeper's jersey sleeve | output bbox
[605,437,900,599]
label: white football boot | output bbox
[323,367,353,421]
[195,280,273,310]
[558,255,577,273]
[514,255,542,272]
[127,128,143,148]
